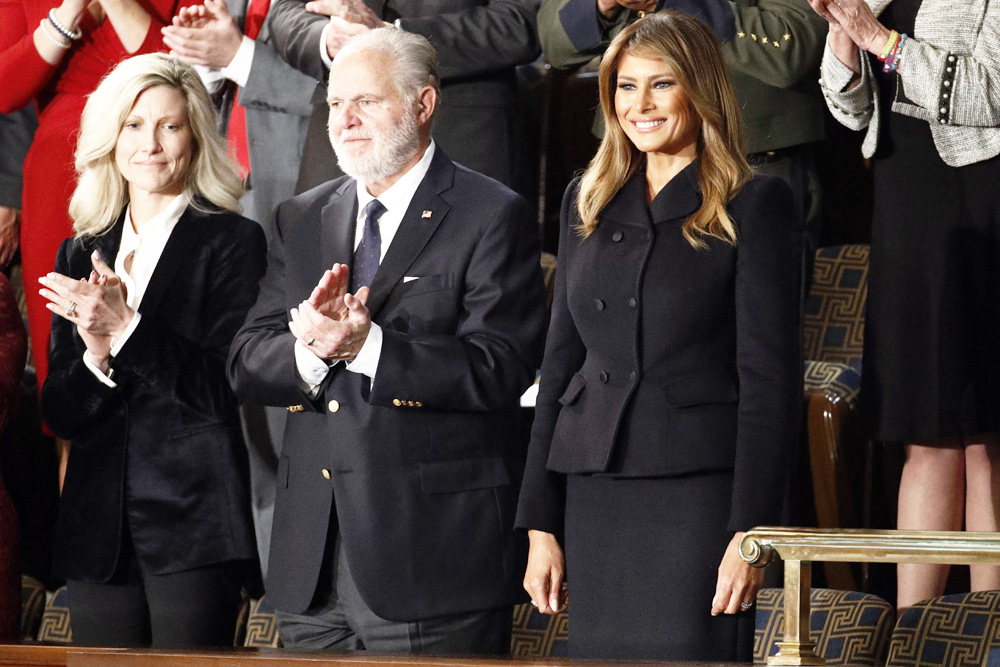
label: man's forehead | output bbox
[327,50,395,97]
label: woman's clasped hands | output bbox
[38,250,134,371]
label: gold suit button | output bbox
[393,399,402,407]
[328,400,340,413]
[322,469,331,480]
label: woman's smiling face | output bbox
[614,53,700,159]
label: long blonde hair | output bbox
[69,53,243,238]
[577,11,751,248]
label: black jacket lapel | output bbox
[365,150,453,318]
[321,180,358,276]
[138,207,209,316]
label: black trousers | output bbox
[277,532,512,653]
[67,539,247,647]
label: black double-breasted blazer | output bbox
[227,149,548,620]
[42,207,267,582]
[516,164,800,537]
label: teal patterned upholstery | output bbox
[243,595,280,648]
[37,586,72,643]
[20,575,45,641]
[510,602,568,657]
[754,587,894,665]
[889,590,1000,667]
[804,360,862,408]
[803,244,869,371]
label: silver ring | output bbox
[307,337,315,346]
[741,602,752,611]
[66,301,77,317]
[530,600,537,607]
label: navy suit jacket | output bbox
[42,207,267,582]
[516,165,800,538]
[228,148,548,619]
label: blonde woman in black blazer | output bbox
[515,12,800,662]
[39,54,266,647]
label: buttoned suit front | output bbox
[228,148,548,623]
[515,166,800,659]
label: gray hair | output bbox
[69,53,243,238]
[336,27,440,100]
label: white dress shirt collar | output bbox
[117,193,189,310]
[352,140,436,259]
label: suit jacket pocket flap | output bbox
[399,273,455,298]
[662,374,738,407]
[420,456,510,494]
[558,373,586,406]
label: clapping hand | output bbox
[38,250,134,371]
[162,0,244,68]
[288,263,372,362]
[302,0,388,58]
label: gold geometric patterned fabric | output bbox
[803,244,869,371]
[888,590,1000,667]
[243,595,280,648]
[754,587,894,665]
[510,602,568,657]
[20,575,45,641]
[37,586,72,643]
[803,360,862,408]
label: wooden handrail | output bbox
[740,527,1000,666]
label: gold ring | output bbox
[66,302,77,317]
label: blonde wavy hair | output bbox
[69,53,243,238]
[577,11,752,248]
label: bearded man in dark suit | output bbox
[264,0,540,193]
[228,27,547,652]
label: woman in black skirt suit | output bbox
[811,0,1000,613]
[515,12,800,661]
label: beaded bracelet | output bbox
[879,30,900,61]
[47,9,82,41]
[883,32,908,73]
[38,17,71,48]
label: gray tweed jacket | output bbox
[819,0,1000,167]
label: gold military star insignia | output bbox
[750,33,757,40]
[760,37,769,45]
[737,31,745,38]
[784,33,791,40]
[773,40,780,47]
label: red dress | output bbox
[0,0,192,399]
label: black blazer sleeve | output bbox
[515,179,585,537]
[42,238,124,440]
[728,176,800,532]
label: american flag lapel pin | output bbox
[421,210,433,219]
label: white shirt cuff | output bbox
[221,35,255,89]
[193,64,226,93]
[83,350,117,388]
[295,338,331,397]
[344,323,381,379]
[110,311,141,357]
[319,22,334,68]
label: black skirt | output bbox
[564,471,755,661]
[863,113,1000,442]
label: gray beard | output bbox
[331,106,421,185]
